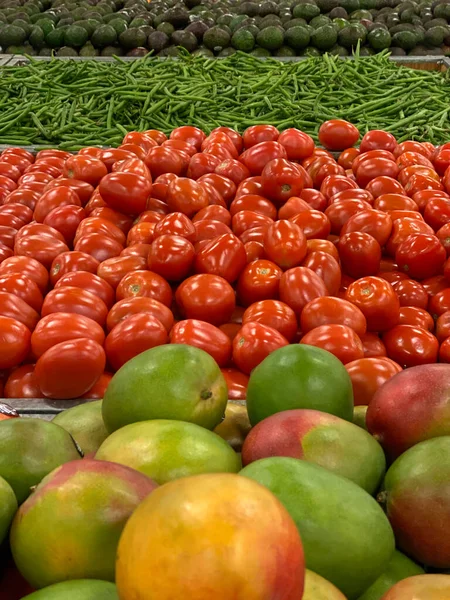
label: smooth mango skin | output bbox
[303,570,347,600]
[102,344,228,433]
[353,406,368,431]
[0,418,82,504]
[213,402,252,452]
[242,409,386,494]
[116,473,305,600]
[382,436,450,568]
[22,580,118,599]
[246,345,354,426]
[95,419,241,484]
[53,401,109,455]
[240,457,395,600]
[380,574,450,599]
[0,475,17,544]
[357,551,424,600]
[10,459,157,589]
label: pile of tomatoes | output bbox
[0,118,450,405]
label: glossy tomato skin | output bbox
[35,338,106,399]
[106,296,173,334]
[232,321,289,374]
[302,251,341,296]
[4,364,41,398]
[236,259,283,307]
[116,270,172,307]
[0,316,31,369]
[360,130,397,153]
[90,207,133,234]
[169,319,232,367]
[261,159,304,205]
[393,279,428,309]
[383,324,438,368]
[230,194,277,219]
[423,197,450,232]
[14,235,69,269]
[243,125,279,148]
[42,286,108,326]
[306,239,340,261]
[278,196,314,220]
[146,147,184,178]
[0,273,43,313]
[240,141,287,176]
[194,233,246,283]
[99,172,151,215]
[395,233,446,280]
[194,219,232,243]
[318,120,359,151]
[54,271,115,309]
[290,210,331,240]
[398,306,434,331]
[74,216,126,246]
[0,203,33,224]
[279,266,328,316]
[386,217,434,257]
[165,177,208,217]
[49,251,100,287]
[428,288,450,319]
[45,178,94,205]
[340,209,393,247]
[356,158,399,188]
[325,199,372,235]
[176,273,235,326]
[154,212,196,241]
[339,232,382,279]
[301,296,367,336]
[345,276,400,332]
[187,153,221,180]
[0,256,49,293]
[170,126,206,150]
[215,159,250,186]
[300,323,364,365]
[262,221,307,270]
[345,357,402,405]
[127,222,155,246]
[33,186,81,223]
[148,234,195,281]
[278,128,314,161]
[31,313,105,359]
[44,205,86,246]
[75,233,124,263]
[97,255,147,289]
[436,311,450,342]
[242,299,298,342]
[105,313,168,371]
[365,176,404,198]
[0,291,39,331]
[220,368,249,400]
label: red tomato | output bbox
[4,364,40,398]
[45,178,94,205]
[230,194,277,219]
[345,357,402,406]
[236,176,263,198]
[345,276,400,332]
[43,205,86,246]
[290,209,331,241]
[394,140,431,159]
[383,324,438,368]
[211,127,243,154]
[299,189,327,212]
[360,332,387,358]
[220,368,248,400]
[97,255,147,289]
[81,372,113,399]
[320,174,358,201]
[176,274,235,326]
[194,219,232,243]
[422,275,449,299]
[165,177,208,217]
[340,209,392,247]
[279,266,328,316]
[260,159,304,205]
[63,156,107,186]
[186,153,220,180]
[214,159,250,186]
[113,157,151,179]
[0,225,16,249]
[239,225,269,245]
[191,205,231,226]
[0,203,33,224]
[398,306,434,331]
[237,259,283,307]
[0,256,48,293]
[277,196,312,220]
[195,233,246,283]
[127,222,155,246]
[243,125,279,148]
[198,173,235,204]
[278,128,314,160]
[386,217,434,256]
[106,296,173,334]
[116,269,172,307]
[0,316,31,369]
[98,172,151,215]
[153,212,195,242]
[393,279,428,309]
[429,288,450,319]
[169,319,231,367]
[365,176,404,198]
[325,199,372,235]
[339,232,381,278]
[395,233,446,280]
[301,324,363,364]
[436,223,450,256]
[74,216,126,246]
[14,236,69,270]
[75,233,124,263]
[439,337,450,362]
[146,147,184,178]
[121,243,151,259]
[122,131,158,152]
[0,162,21,182]
[15,222,65,244]
[31,313,105,359]
[242,299,297,342]
[318,120,359,151]
[356,158,399,188]
[170,125,205,150]
[301,296,366,337]
[240,141,287,176]
[35,338,105,399]
[338,147,360,170]
[232,321,288,374]
[54,271,115,309]
[306,239,340,261]
[147,235,195,281]
[91,207,133,234]
[105,313,167,371]
[329,189,374,205]
[302,251,341,296]
[232,210,273,238]
[0,273,43,313]
[262,221,307,269]
[50,251,99,287]
[244,241,265,263]
[42,284,108,325]
[435,310,450,342]
[360,130,397,153]
[424,197,450,231]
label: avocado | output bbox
[368,26,391,48]
[75,20,98,37]
[57,45,78,55]
[202,26,231,51]
[275,44,296,55]
[79,41,99,55]
[11,19,32,36]
[231,28,255,51]
[217,46,236,56]
[119,26,146,49]
[46,26,67,49]
[392,29,417,49]
[338,22,367,47]
[185,21,208,40]
[91,24,117,47]
[310,14,332,27]
[147,30,169,52]
[229,14,248,32]
[108,18,127,35]
[333,17,350,29]
[284,18,308,28]
[34,17,55,35]
[256,24,284,49]
[284,24,310,48]
[101,44,123,55]
[0,24,27,47]
[317,0,339,11]
[329,43,350,54]
[64,24,88,47]
[237,1,259,16]
[28,25,45,49]
[425,24,446,45]
[292,2,321,21]
[171,30,198,52]
[311,23,338,48]
[434,2,450,19]
[191,46,214,57]
[156,21,174,36]
[424,17,448,28]
[250,46,271,56]
[329,7,349,18]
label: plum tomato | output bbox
[236,259,283,307]
[300,323,364,365]
[148,234,195,282]
[279,266,328,316]
[176,274,236,326]
[263,221,307,269]
[169,319,232,367]
[318,120,360,151]
[395,233,446,280]
[382,324,438,368]
[300,296,367,337]
[242,299,298,342]
[345,357,402,406]
[194,233,246,283]
[339,232,382,279]
[232,322,288,374]
[345,276,400,332]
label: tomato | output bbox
[320,174,357,201]
[395,233,446,280]
[75,233,123,263]
[105,313,167,372]
[113,157,151,180]
[340,209,392,247]
[277,196,312,220]
[55,271,115,309]
[0,273,43,313]
[278,266,328,317]
[239,225,269,246]
[290,210,331,240]
[193,233,246,283]
[230,194,277,219]
[422,275,449,299]
[360,332,387,358]
[435,311,450,342]
[100,149,134,170]
[14,235,69,270]
[388,210,423,223]
[31,313,105,359]
[214,159,250,186]
[176,274,235,326]
[301,324,364,364]
[338,232,381,279]
[127,222,155,246]
[0,256,48,294]
[231,210,273,238]
[232,321,288,374]
[4,189,39,212]
[301,296,366,337]
[0,203,33,223]
[424,197,450,231]
[81,372,113,399]
[398,306,434,331]
[220,368,248,400]
[143,129,167,145]
[84,190,106,214]
[43,205,86,246]
[0,316,31,369]
[202,134,238,160]
[405,174,443,197]
[210,127,243,154]
[42,286,108,326]
[122,131,158,152]
[236,176,263,198]
[393,279,428,309]
[116,269,172,307]
[0,175,17,194]
[237,259,282,307]
[433,148,450,175]
[242,299,297,342]
[259,158,304,205]
[74,216,126,246]
[435,223,450,257]
[146,147,184,178]
[439,337,450,362]
[338,147,360,170]
[345,357,402,406]
[386,217,434,257]
[169,125,205,150]
[394,141,431,159]
[91,207,133,234]
[45,178,94,205]
[383,324,438,368]
[4,364,40,399]
[163,177,208,217]
[260,220,306,270]
[428,288,450,319]
[169,319,231,367]
[244,241,264,262]
[121,243,151,259]
[240,141,287,176]
[98,172,151,216]
[325,198,372,234]
[277,128,314,160]
[50,251,99,287]
[302,251,341,295]
[345,276,400,332]
[306,239,340,261]
[198,179,226,208]
[191,205,231,226]
[243,125,279,148]
[154,212,196,241]
[15,222,65,244]
[355,158,399,188]
[359,130,397,153]
[106,296,173,334]
[63,155,108,187]
[35,338,105,399]
[147,234,195,281]
[0,162,21,182]
[318,120,359,151]
[194,220,232,243]
[198,174,235,205]
[365,176,405,199]
[186,153,219,180]
[137,211,164,226]
[329,189,374,205]
[300,189,327,212]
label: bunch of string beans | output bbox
[0,50,448,149]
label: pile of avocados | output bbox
[0,0,449,58]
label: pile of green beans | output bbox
[0,51,449,149]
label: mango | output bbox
[0,474,17,544]
[304,570,347,599]
[22,580,118,599]
[380,574,450,599]
[53,401,109,455]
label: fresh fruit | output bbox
[304,569,347,600]
[116,473,305,600]
[96,419,241,484]
[10,460,157,589]
[240,457,395,599]
[52,401,109,456]
[0,474,17,544]
[22,580,118,599]
[213,402,252,452]
[246,344,354,426]
[380,575,450,600]
[102,345,228,433]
